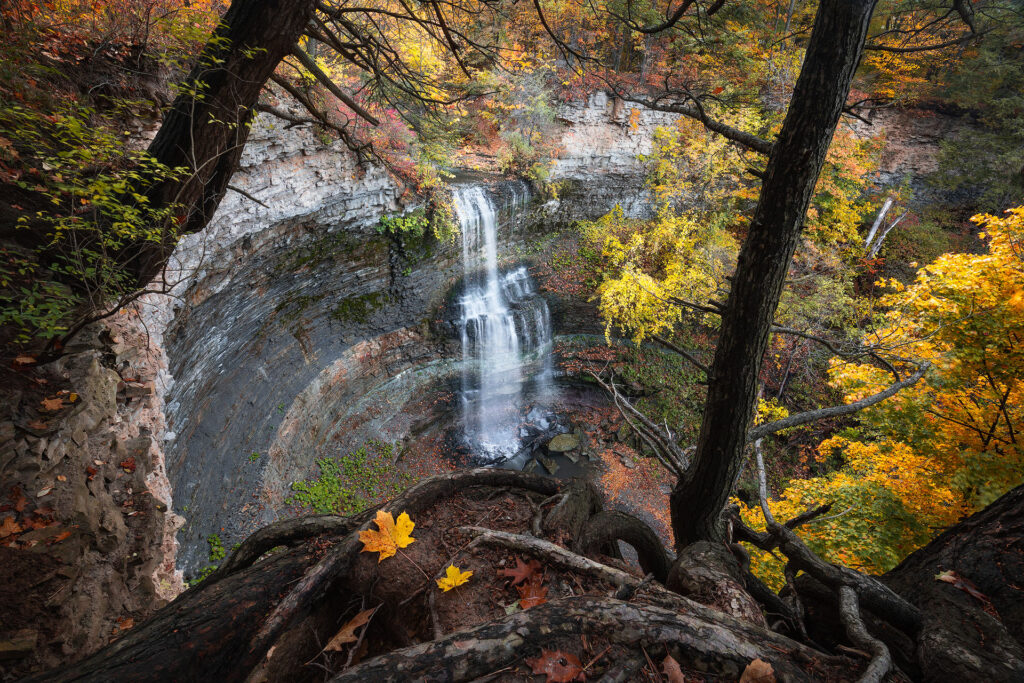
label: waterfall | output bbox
[454,185,553,462]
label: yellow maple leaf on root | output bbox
[436,565,472,592]
[359,510,415,562]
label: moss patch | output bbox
[330,291,388,324]
[287,440,417,515]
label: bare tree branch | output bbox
[615,92,775,156]
[747,363,929,442]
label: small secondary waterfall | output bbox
[454,185,553,462]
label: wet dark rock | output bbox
[616,423,631,443]
[540,456,559,475]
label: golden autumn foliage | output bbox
[744,207,1024,586]
[436,564,473,592]
[359,510,416,562]
[586,205,738,344]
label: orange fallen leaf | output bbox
[51,530,71,543]
[40,397,63,412]
[358,510,415,562]
[526,648,583,682]
[739,658,776,683]
[498,556,542,585]
[517,575,548,609]
[0,516,22,539]
[324,607,377,651]
[662,654,686,682]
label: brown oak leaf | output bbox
[324,607,378,651]
[662,654,686,682]
[739,658,776,683]
[0,516,22,539]
[498,555,542,585]
[516,574,548,609]
[526,648,584,682]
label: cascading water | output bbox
[454,185,553,462]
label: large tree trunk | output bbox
[881,483,1024,680]
[795,484,1024,681]
[23,546,319,683]
[670,0,878,546]
[133,0,316,285]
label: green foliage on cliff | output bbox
[0,102,187,346]
[287,440,415,515]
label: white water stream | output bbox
[454,185,553,462]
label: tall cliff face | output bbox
[144,93,678,573]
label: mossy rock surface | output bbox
[547,433,580,452]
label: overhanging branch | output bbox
[290,46,381,125]
[747,363,928,442]
[616,93,774,156]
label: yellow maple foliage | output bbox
[743,208,1024,587]
[436,564,472,592]
[358,510,415,562]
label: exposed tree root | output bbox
[241,468,560,676]
[37,470,1024,683]
[38,468,558,683]
[541,478,601,541]
[206,513,364,584]
[667,540,768,628]
[839,586,892,683]
[327,596,846,682]
[577,510,671,582]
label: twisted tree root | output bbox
[327,596,849,682]
[37,468,560,683]
[239,468,560,677]
[576,510,670,583]
[205,513,366,584]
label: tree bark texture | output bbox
[136,0,316,284]
[24,546,318,683]
[882,482,1024,681]
[670,0,878,546]
[327,596,845,682]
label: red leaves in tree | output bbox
[527,648,584,682]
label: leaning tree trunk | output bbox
[132,0,316,285]
[670,0,878,546]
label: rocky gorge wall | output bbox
[143,93,680,573]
